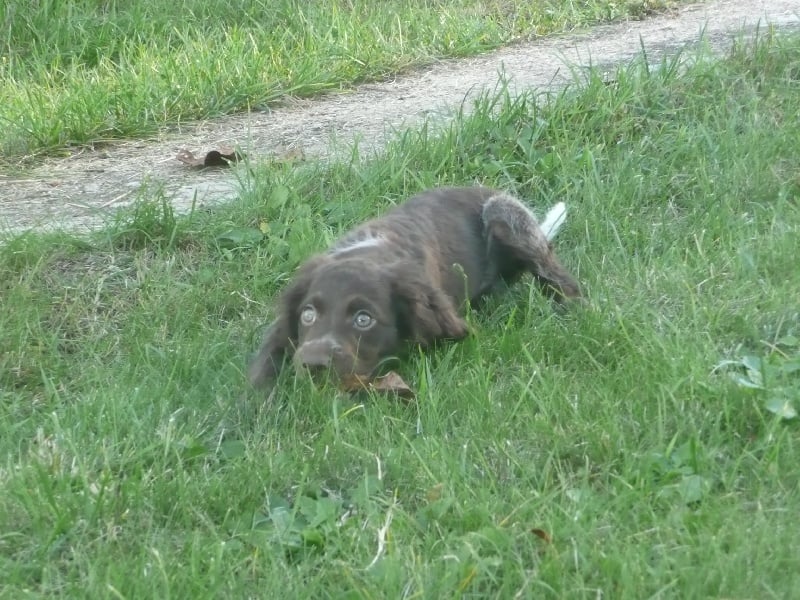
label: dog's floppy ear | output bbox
[390,266,469,348]
[247,254,329,388]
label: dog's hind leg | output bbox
[482,192,582,303]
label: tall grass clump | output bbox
[1,0,686,158]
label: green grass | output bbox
[0,0,685,159]
[2,28,800,598]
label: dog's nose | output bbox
[294,339,344,371]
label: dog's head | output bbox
[290,258,404,378]
[247,254,468,388]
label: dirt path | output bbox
[1,0,798,237]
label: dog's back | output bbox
[331,187,494,306]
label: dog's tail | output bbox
[540,202,567,241]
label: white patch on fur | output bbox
[540,202,567,241]
[329,233,385,256]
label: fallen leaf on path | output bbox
[176,146,245,168]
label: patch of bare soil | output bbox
[1,0,797,237]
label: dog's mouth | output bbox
[294,355,402,391]
[292,350,368,387]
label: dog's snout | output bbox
[294,338,344,371]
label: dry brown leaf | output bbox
[531,528,552,544]
[176,146,244,168]
[340,371,416,401]
[339,373,367,392]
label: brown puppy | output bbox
[247,186,582,388]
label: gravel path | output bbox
[1,0,798,236]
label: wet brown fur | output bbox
[247,186,582,388]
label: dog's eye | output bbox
[353,310,374,330]
[300,305,317,326]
